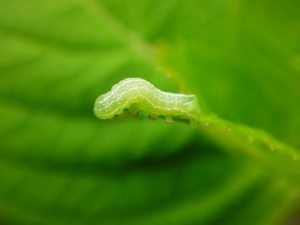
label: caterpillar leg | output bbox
[149,115,158,120]
[165,116,174,124]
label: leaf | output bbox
[0,0,299,225]
[155,0,300,148]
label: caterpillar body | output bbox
[94,78,201,125]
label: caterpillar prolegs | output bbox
[94,78,201,126]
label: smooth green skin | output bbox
[94,78,201,122]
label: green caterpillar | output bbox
[94,78,201,125]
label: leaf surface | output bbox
[0,0,299,225]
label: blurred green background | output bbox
[0,0,300,225]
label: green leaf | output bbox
[0,0,299,225]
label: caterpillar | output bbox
[94,78,201,126]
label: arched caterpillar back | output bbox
[94,78,201,125]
